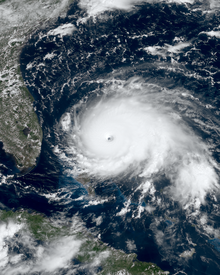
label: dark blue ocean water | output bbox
[1,1,220,274]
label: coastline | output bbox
[0,0,73,175]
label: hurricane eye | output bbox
[107,135,114,142]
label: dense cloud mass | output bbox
[57,78,218,206]
[1,0,220,274]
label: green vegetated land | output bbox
[0,210,169,275]
[77,239,168,275]
[0,210,64,241]
[0,33,42,173]
[0,0,73,173]
[0,7,42,173]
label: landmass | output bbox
[0,210,169,274]
[76,173,97,196]
[0,1,171,273]
[0,0,73,174]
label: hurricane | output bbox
[2,0,220,274]
[57,77,219,206]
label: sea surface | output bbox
[1,0,220,274]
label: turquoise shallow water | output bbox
[1,1,220,274]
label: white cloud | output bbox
[79,0,195,16]
[59,79,219,207]
[47,23,76,38]
[33,236,82,273]
[0,221,24,268]
[200,30,220,39]
[0,222,83,275]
